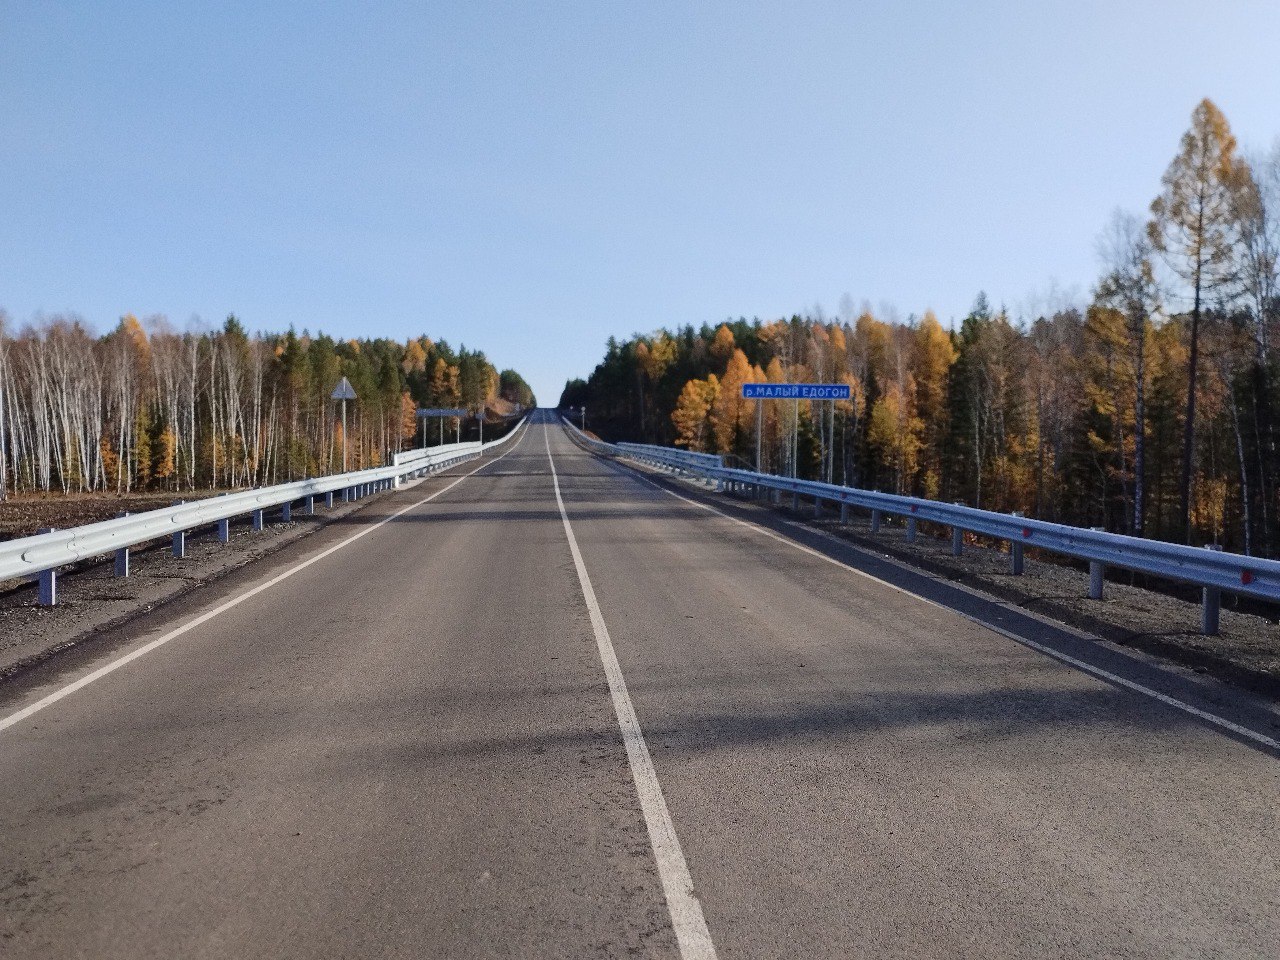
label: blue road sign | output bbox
[741,383,851,400]
[417,408,468,418]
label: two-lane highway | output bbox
[2,411,1278,958]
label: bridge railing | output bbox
[1,415,528,605]
[560,416,1277,634]
[616,442,724,471]
[393,441,482,467]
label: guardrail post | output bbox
[791,491,800,511]
[342,487,350,503]
[115,511,130,577]
[1010,512,1024,575]
[252,509,265,532]
[172,501,187,558]
[813,496,823,518]
[870,509,881,533]
[1088,528,1105,599]
[218,517,231,543]
[326,491,335,509]
[951,505,964,556]
[37,528,56,606]
[282,500,292,523]
[305,495,315,515]
[906,516,917,543]
[839,502,849,524]
[1202,544,1222,635]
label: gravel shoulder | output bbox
[0,487,398,679]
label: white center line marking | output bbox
[601,448,1280,754]
[543,426,718,960]
[0,421,530,735]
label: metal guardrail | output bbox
[393,441,482,467]
[560,418,618,456]
[2,415,528,604]
[616,442,723,471]
[560,416,1277,635]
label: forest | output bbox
[0,313,535,497]
[560,100,1280,557]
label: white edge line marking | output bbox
[0,420,530,735]
[544,426,718,960]
[603,453,1280,754]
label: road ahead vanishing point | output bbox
[2,410,1278,958]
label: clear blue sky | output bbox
[3,1,1278,403]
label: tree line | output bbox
[560,99,1279,557]
[0,313,535,498]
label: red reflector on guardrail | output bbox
[1242,570,1255,585]
[1022,527,1032,538]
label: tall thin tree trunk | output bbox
[1179,271,1202,542]
[1133,346,1146,536]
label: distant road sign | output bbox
[741,383,851,400]
[330,377,358,401]
[417,408,468,418]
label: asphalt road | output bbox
[2,410,1278,958]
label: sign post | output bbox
[755,400,763,473]
[741,383,851,479]
[416,408,468,449]
[331,377,358,472]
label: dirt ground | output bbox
[0,490,221,540]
